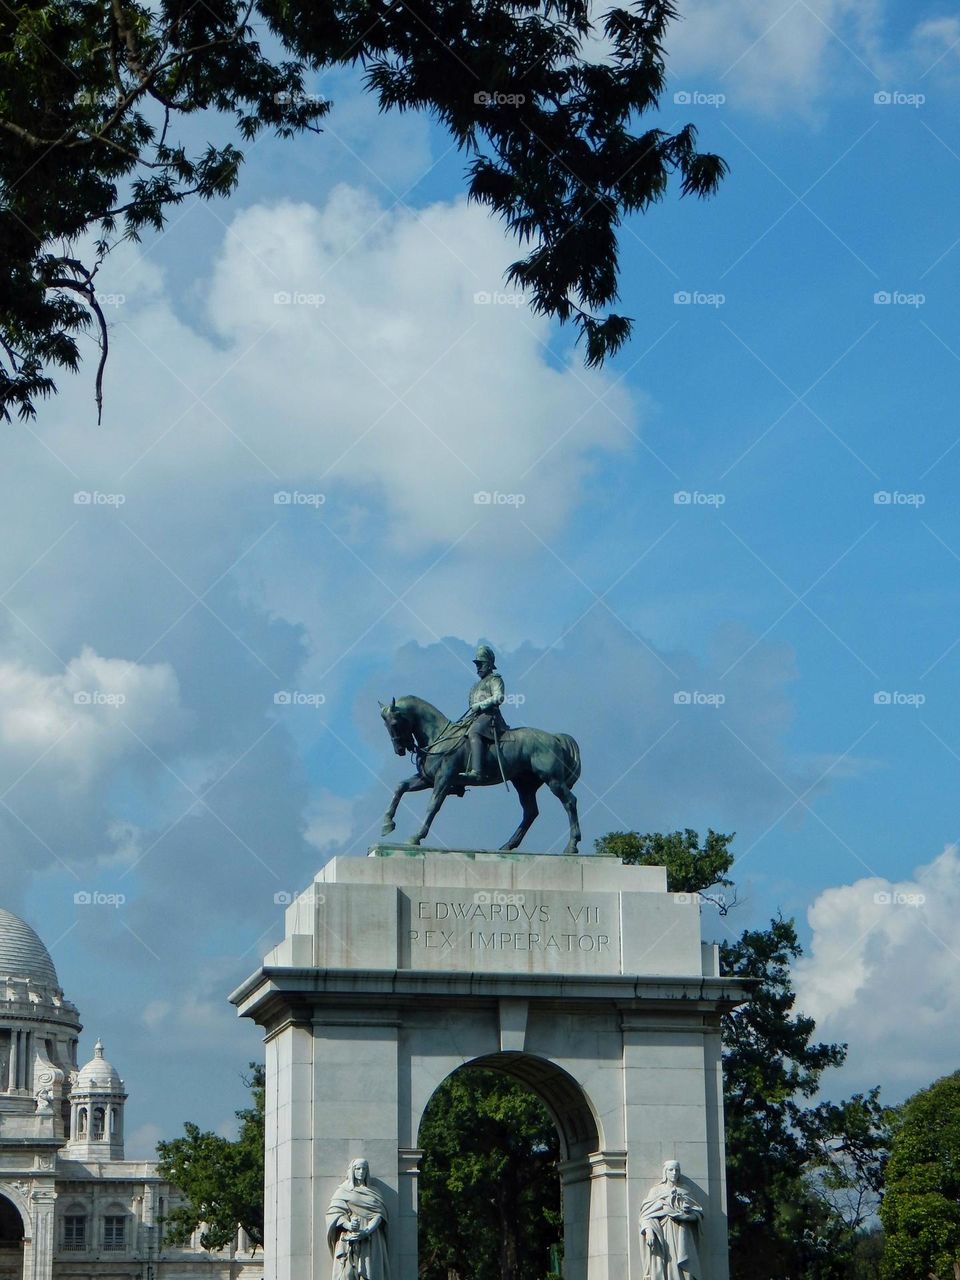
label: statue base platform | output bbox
[231,849,748,1280]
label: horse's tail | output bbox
[555,734,581,787]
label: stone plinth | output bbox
[231,848,749,1280]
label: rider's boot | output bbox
[460,736,484,782]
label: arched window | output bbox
[92,1107,105,1139]
[77,1106,88,1136]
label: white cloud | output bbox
[795,846,960,1097]
[0,647,187,788]
[667,0,885,113]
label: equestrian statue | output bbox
[380,644,582,855]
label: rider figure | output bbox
[461,644,507,782]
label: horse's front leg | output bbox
[410,765,455,846]
[382,774,428,835]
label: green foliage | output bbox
[720,917,889,1280]
[880,1071,960,1280]
[594,827,734,897]
[417,1067,561,1280]
[155,1061,265,1252]
[0,0,726,419]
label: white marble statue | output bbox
[638,1159,704,1280]
[326,1158,389,1280]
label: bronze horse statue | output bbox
[380,695,582,855]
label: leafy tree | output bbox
[880,1071,960,1280]
[156,1061,265,1251]
[720,918,888,1280]
[0,0,727,420]
[418,1066,561,1280]
[594,826,735,903]
[601,828,890,1279]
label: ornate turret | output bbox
[0,908,81,1138]
[65,1039,127,1160]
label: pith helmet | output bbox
[474,644,496,666]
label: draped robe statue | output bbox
[638,1160,704,1280]
[326,1158,389,1280]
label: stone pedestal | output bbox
[231,847,749,1280]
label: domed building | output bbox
[0,909,261,1280]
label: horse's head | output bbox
[380,697,415,757]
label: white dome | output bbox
[0,908,60,989]
[76,1039,124,1092]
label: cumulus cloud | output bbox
[794,846,960,1097]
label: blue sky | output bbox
[2,0,960,1151]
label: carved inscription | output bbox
[404,896,611,957]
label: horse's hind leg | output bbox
[501,777,540,851]
[547,779,581,856]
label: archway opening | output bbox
[0,1194,25,1280]
[416,1054,600,1280]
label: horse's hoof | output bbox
[381,821,396,835]
[409,836,424,847]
